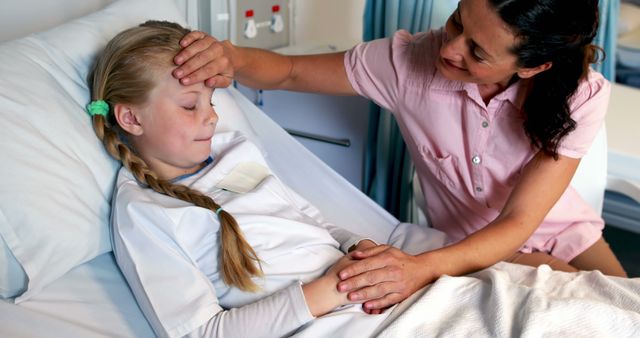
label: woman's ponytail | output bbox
[490,0,601,158]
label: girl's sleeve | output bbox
[111,184,313,338]
[188,282,312,338]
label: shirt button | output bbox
[472,155,481,165]
[476,186,483,192]
[482,121,489,128]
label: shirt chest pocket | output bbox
[419,146,459,190]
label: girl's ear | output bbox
[517,61,552,79]
[114,103,144,136]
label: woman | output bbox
[173,0,627,313]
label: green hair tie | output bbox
[86,100,110,117]
[216,207,224,217]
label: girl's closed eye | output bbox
[183,105,197,111]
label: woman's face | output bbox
[437,0,521,87]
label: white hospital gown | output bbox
[111,132,372,338]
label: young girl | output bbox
[87,21,443,338]
[173,0,628,312]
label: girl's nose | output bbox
[206,106,218,125]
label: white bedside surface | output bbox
[606,83,640,203]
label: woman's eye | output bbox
[183,105,196,111]
[472,50,485,61]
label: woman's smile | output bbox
[440,57,467,72]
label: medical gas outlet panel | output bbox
[209,0,291,50]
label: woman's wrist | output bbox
[415,250,447,285]
[417,241,488,281]
[222,40,242,70]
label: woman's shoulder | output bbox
[355,28,442,74]
[391,28,443,52]
[571,69,611,106]
[394,28,443,87]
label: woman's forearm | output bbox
[225,41,356,95]
[418,214,539,279]
[226,41,296,90]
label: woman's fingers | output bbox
[363,292,405,311]
[179,30,207,47]
[204,75,233,88]
[173,37,219,78]
[348,280,406,311]
[337,246,429,310]
[174,31,213,67]
[173,33,234,87]
[181,56,233,87]
[340,245,391,280]
[346,278,397,301]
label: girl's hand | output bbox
[173,31,234,88]
[337,245,436,312]
[302,254,362,317]
[349,239,377,253]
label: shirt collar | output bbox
[431,70,526,110]
[170,156,214,183]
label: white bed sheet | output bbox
[377,263,640,337]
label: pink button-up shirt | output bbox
[345,29,611,261]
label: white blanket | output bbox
[377,263,640,337]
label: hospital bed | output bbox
[1,0,639,337]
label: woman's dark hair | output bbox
[489,0,601,158]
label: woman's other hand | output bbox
[337,245,436,313]
[173,31,234,88]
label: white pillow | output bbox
[212,88,261,142]
[0,0,258,301]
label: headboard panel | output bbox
[0,0,202,43]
